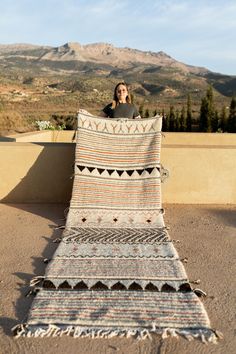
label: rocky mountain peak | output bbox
[63,42,82,51]
[0,41,209,74]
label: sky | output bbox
[0,0,235,75]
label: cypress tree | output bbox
[165,112,170,132]
[175,109,180,132]
[206,85,215,131]
[161,108,165,120]
[199,97,210,132]
[144,108,150,118]
[153,109,158,116]
[169,105,175,131]
[227,97,236,132]
[180,106,186,132]
[199,86,215,132]
[186,94,192,132]
[211,110,219,132]
[139,104,144,118]
[219,106,227,132]
[162,109,167,131]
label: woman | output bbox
[102,82,141,119]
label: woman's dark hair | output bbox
[112,82,132,108]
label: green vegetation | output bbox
[161,87,236,132]
[227,96,236,132]
[0,47,235,134]
[186,94,192,132]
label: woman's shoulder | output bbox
[102,103,113,117]
[103,103,113,112]
[104,103,112,109]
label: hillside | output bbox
[0,41,235,135]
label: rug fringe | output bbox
[29,276,44,287]
[54,225,65,230]
[12,324,222,343]
[193,288,207,297]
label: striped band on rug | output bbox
[14,290,217,343]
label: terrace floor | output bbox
[0,203,235,354]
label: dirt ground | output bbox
[0,203,235,354]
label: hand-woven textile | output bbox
[13,112,219,343]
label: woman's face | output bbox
[116,84,128,103]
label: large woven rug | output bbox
[14,112,219,342]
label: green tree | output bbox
[219,106,228,132]
[179,106,186,132]
[130,93,135,104]
[211,110,219,132]
[162,109,167,131]
[139,104,144,118]
[199,97,209,131]
[227,97,236,132]
[206,85,215,130]
[144,108,150,118]
[23,77,34,85]
[165,112,170,132]
[186,94,192,132]
[175,109,180,132]
[199,86,215,132]
[153,109,158,116]
[169,105,175,131]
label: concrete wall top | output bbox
[2,130,75,143]
[2,131,235,146]
[162,132,236,146]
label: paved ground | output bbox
[0,203,235,354]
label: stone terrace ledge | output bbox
[0,131,236,204]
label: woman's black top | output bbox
[103,103,139,119]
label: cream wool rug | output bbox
[13,112,220,342]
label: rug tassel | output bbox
[193,288,207,297]
[12,324,222,342]
[11,323,27,337]
[160,169,169,183]
[63,207,69,217]
[52,237,62,243]
[29,276,44,287]
[25,288,39,297]
[54,225,65,230]
[213,329,224,340]
[190,279,201,284]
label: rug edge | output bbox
[12,323,222,343]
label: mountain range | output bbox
[0,42,236,134]
[0,42,208,73]
[1,41,235,96]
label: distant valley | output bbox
[0,42,235,134]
